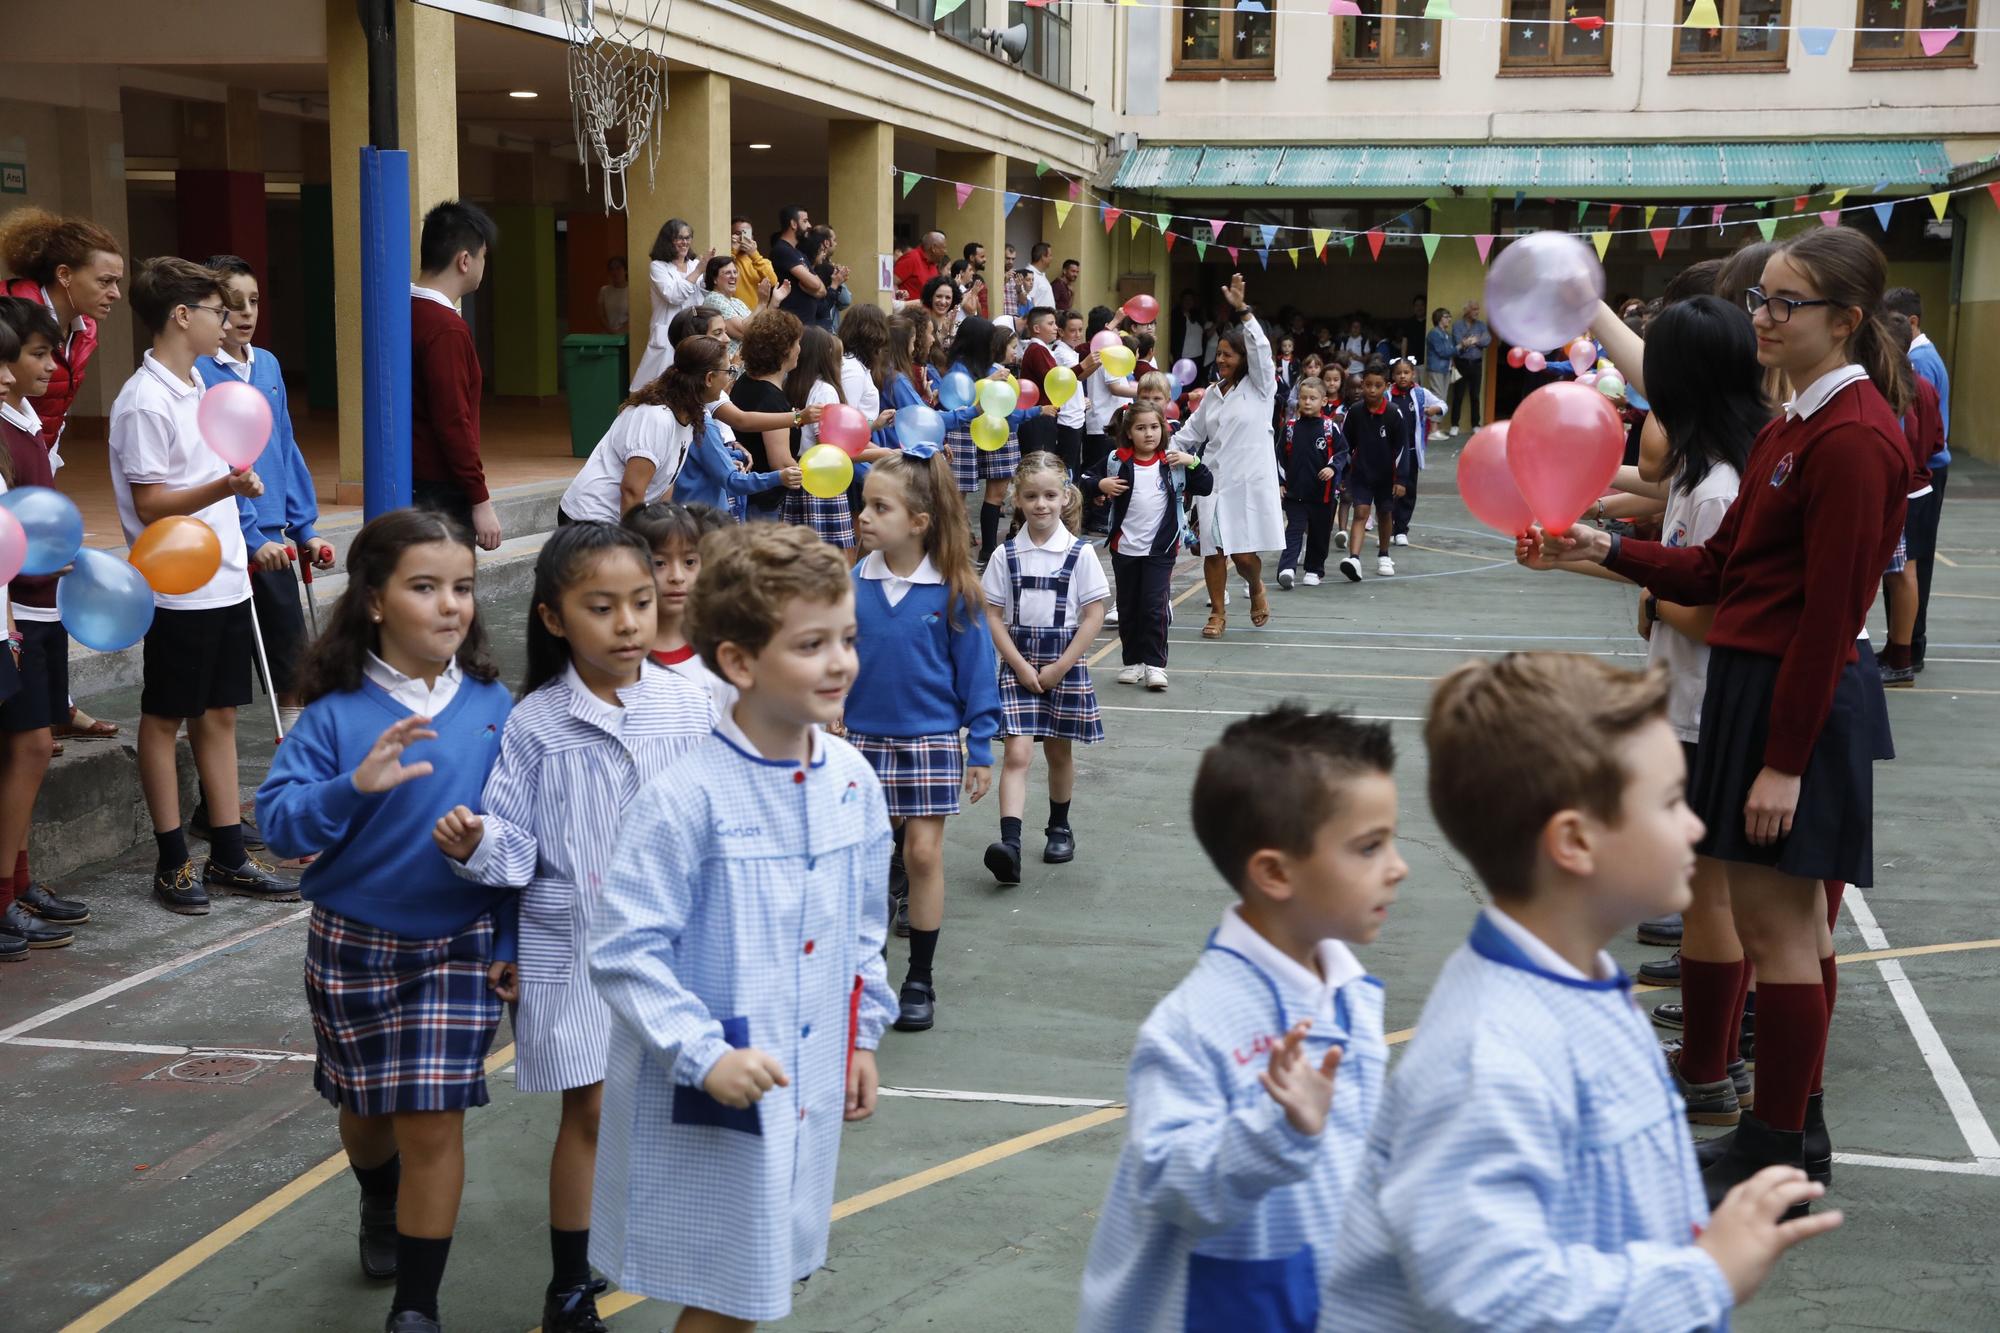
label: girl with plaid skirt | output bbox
[781,325,865,559]
[979,450,1108,886]
[257,509,515,1333]
[937,316,1033,567]
[431,522,717,1333]
[846,449,1000,1036]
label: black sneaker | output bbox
[359,1194,397,1279]
[1880,663,1916,689]
[983,840,1023,886]
[0,900,73,948]
[190,802,268,853]
[204,856,301,902]
[893,979,936,1032]
[1043,826,1076,864]
[153,861,210,915]
[18,882,89,924]
[1651,1001,1685,1030]
[1637,951,1681,987]
[1636,913,1683,946]
[542,1277,610,1333]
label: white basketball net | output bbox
[558,0,670,213]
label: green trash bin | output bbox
[561,334,630,459]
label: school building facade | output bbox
[1,0,1995,502]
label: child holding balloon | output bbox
[110,257,289,915]
[847,448,1000,1033]
[782,326,861,557]
[935,316,1032,565]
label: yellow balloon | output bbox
[1044,365,1079,407]
[970,414,1010,452]
[1099,345,1137,379]
[799,444,854,499]
[1005,372,1020,397]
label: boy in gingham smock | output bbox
[1079,705,1404,1333]
[588,525,896,1327]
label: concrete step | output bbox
[28,738,202,884]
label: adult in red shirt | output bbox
[893,231,945,305]
[410,201,501,550]
[1529,229,1908,1202]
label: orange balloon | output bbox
[129,515,222,595]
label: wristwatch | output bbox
[791,408,806,428]
[1644,594,1659,623]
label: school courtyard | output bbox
[3,445,1998,1333]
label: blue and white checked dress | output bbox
[1079,908,1385,1333]
[1320,910,1733,1333]
[456,665,716,1093]
[588,723,896,1322]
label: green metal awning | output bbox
[1112,141,1953,195]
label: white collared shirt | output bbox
[1782,362,1868,421]
[212,344,256,382]
[411,283,459,312]
[107,351,251,610]
[981,526,1110,628]
[1480,904,1616,982]
[857,551,941,607]
[716,702,824,764]
[364,651,463,716]
[1050,337,1088,428]
[1214,903,1364,1026]
[0,398,40,438]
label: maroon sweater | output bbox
[2,415,57,610]
[1607,375,1907,774]
[1901,376,1941,494]
[410,295,488,504]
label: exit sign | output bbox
[0,163,24,194]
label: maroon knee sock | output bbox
[1678,957,1744,1084]
[1755,981,1828,1131]
[14,850,27,892]
[1823,880,1845,934]
[1812,953,1838,1094]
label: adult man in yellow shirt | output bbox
[730,215,779,312]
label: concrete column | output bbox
[327,0,460,502]
[490,203,558,398]
[828,120,894,310]
[176,92,269,288]
[936,151,1004,318]
[626,70,728,371]
[1427,197,1492,419]
[53,108,134,416]
[1954,195,1997,462]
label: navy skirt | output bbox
[1690,643,1892,886]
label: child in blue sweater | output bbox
[848,447,1000,1034]
[256,508,516,1333]
[198,255,335,737]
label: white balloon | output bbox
[1484,232,1606,354]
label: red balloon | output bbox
[1457,423,1535,536]
[1506,346,1528,369]
[817,402,871,458]
[1122,294,1161,325]
[1017,380,1041,410]
[1163,401,1181,422]
[1505,382,1624,532]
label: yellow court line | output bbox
[1837,937,2000,966]
[59,1041,519,1333]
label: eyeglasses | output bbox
[1743,288,1831,324]
[186,303,230,323]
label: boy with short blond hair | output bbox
[1079,704,1405,1333]
[1321,653,1841,1332]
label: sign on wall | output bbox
[0,162,25,195]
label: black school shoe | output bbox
[1637,951,1681,987]
[359,1195,397,1279]
[18,882,89,924]
[0,930,27,963]
[190,801,267,853]
[984,840,1023,886]
[1701,1112,1808,1216]
[204,856,301,902]
[893,980,936,1032]
[384,1312,440,1333]
[1637,913,1683,946]
[0,900,73,948]
[1694,1091,1827,1184]
[1043,826,1076,864]
[542,1277,610,1333]
[153,862,210,916]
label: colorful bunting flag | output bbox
[1644,205,1658,227]
[1310,227,1332,256]
[1365,229,1385,260]
[954,182,975,210]
[900,171,921,199]
[1589,231,1611,260]
[934,0,967,18]
[1919,27,1960,56]
[1342,236,1356,256]
[1002,191,1021,217]
[1872,201,1895,230]
[1102,206,1122,233]
[1650,228,1671,259]
[1421,233,1441,262]
[1164,233,1178,254]
[1575,200,1589,225]
[1681,0,1720,27]
[1256,248,1270,269]
[1259,224,1279,248]
[1676,206,1693,228]
[1288,248,1302,268]
[1798,27,1836,55]
[1226,245,1240,264]
[1054,201,1073,228]
[1068,180,1083,202]
[1929,192,1950,220]
[1608,204,1623,226]
[1756,218,1778,241]
[1155,213,1171,235]
[1512,191,1526,211]
[1034,159,1050,178]
[1208,219,1228,242]
[1193,239,1207,261]
[1473,234,1495,264]
[1793,196,1808,213]
[1711,204,1726,227]
[1990,183,2000,212]
[1327,0,1362,13]
[1829,188,1850,208]
[1818,211,1840,228]
[1129,215,1142,238]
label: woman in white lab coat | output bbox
[628,217,709,391]
[1174,273,1284,637]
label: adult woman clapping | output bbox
[629,217,710,391]
[701,254,755,364]
[921,276,963,356]
[1176,273,1284,637]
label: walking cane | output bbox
[297,545,321,636]
[247,596,285,744]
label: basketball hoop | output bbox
[558,0,671,213]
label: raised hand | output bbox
[353,715,438,793]
[1221,272,1248,312]
[704,1046,789,1108]
[1259,1021,1343,1135]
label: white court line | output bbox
[1162,637,1650,659]
[0,907,311,1042]
[1834,1152,2000,1178]
[1103,705,1422,721]
[0,1035,315,1062]
[1845,888,2000,1163]
[880,1086,1121,1108]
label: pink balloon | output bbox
[1090,330,1122,354]
[1575,371,1599,387]
[1457,423,1535,536]
[1506,346,1528,369]
[196,380,273,470]
[1122,294,1160,325]
[0,506,24,585]
[1567,338,1595,371]
[1524,351,1546,373]
[817,402,871,458]
[1506,382,1625,532]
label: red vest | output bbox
[2,277,97,451]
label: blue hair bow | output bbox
[902,440,941,460]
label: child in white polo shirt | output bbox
[110,257,288,915]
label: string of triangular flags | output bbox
[939,0,1995,50]
[897,162,2000,267]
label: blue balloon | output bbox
[938,369,976,412]
[57,548,155,652]
[0,486,84,576]
[895,405,947,452]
